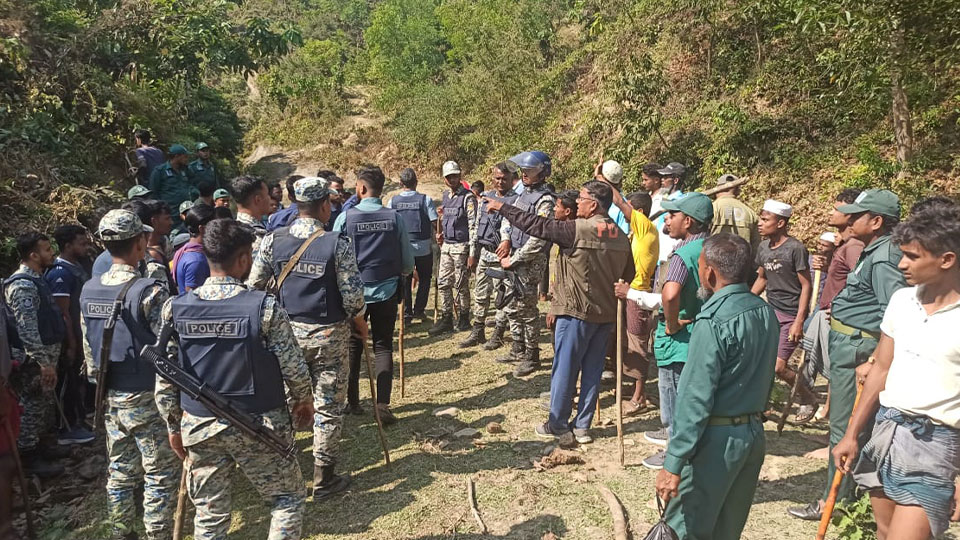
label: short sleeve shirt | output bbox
[879,287,960,428]
[819,238,865,310]
[629,210,659,290]
[175,251,210,295]
[755,236,809,315]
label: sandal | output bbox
[622,400,646,417]
[795,403,819,424]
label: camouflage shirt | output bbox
[160,275,312,443]
[237,211,268,259]
[4,264,61,368]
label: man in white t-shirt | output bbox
[833,202,960,539]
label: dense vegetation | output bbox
[3,0,960,258]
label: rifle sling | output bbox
[275,229,326,290]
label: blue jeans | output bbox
[548,316,613,433]
[658,362,684,437]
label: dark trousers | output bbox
[56,354,86,428]
[348,297,399,406]
[403,254,433,317]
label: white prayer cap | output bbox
[819,232,837,244]
[601,160,624,184]
[762,199,793,218]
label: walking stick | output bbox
[616,296,625,467]
[2,418,34,539]
[363,341,391,466]
[816,382,864,540]
[434,218,441,325]
[173,462,189,540]
[399,297,405,399]
[778,268,823,435]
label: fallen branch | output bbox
[466,477,487,534]
[596,484,629,540]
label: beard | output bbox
[696,286,713,301]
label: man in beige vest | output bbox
[711,174,759,255]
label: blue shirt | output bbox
[91,250,113,279]
[341,194,359,214]
[333,197,415,303]
[387,190,438,257]
[608,200,629,235]
[175,249,210,295]
[267,202,298,231]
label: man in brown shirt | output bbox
[816,189,866,310]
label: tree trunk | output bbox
[890,26,913,170]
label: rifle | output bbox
[139,322,297,461]
[484,267,527,310]
[94,279,139,431]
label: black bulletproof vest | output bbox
[270,228,346,325]
[3,273,66,346]
[343,207,403,284]
[477,190,519,250]
[441,189,471,243]
[80,277,158,392]
[393,193,432,242]
[509,186,554,253]
[171,291,285,417]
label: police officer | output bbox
[460,162,519,349]
[497,151,556,376]
[334,166,414,425]
[188,142,219,187]
[148,144,196,227]
[80,210,180,540]
[4,232,66,477]
[429,161,477,335]
[127,185,153,200]
[388,168,438,323]
[159,219,314,539]
[247,176,366,499]
[229,175,273,258]
[655,233,778,540]
[788,189,907,521]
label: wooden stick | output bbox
[434,218,441,324]
[363,341,391,466]
[3,418,34,539]
[466,477,487,534]
[399,297,405,399]
[596,484,629,540]
[777,268,823,435]
[616,296,625,467]
[173,463,189,540]
[816,382,864,540]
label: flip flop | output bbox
[795,403,819,424]
[622,399,646,417]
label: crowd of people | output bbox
[1,136,959,540]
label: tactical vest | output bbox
[271,228,346,325]
[3,273,66,346]
[477,190,518,251]
[80,278,158,392]
[509,186,555,252]
[552,214,632,324]
[393,193,432,242]
[441,189,472,243]
[171,290,285,417]
[653,238,705,367]
[343,207,403,284]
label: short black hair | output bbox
[493,162,517,179]
[213,206,234,220]
[628,192,652,215]
[582,180,613,212]
[203,219,255,266]
[104,237,139,258]
[285,175,304,199]
[123,198,168,226]
[894,205,960,257]
[557,190,579,214]
[471,180,485,193]
[229,175,266,205]
[357,166,386,196]
[909,195,958,217]
[399,168,418,189]
[135,129,152,144]
[53,224,88,250]
[197,181,216,198]
[641,163,663,179]
[316,169,338,180]
[836,188,862,204]
[703,233,752,282]
[185,204,216,236]
[870,212,900,234]
[16,232,49,260]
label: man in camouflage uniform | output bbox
[498,151,556,376]
[460,162,519,349]
[159,219,314,540]
[80,210,180,540]
[229,175,272,258]
[247,177,366,499]
[429,161,478,335]
[4,231,66,477]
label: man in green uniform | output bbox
[656,233,778,540]
[788,189,907,521]
[188,142,219,187]
[148,144,196,227]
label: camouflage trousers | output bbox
[186,408,305,540]
[294,321,350,466]
[10,362,54,450]
[105,393,180,540]
[438,242,470,315]
[471,255,507,325]
[504,256,547,352]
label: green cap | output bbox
[195,142,209,151]
[213,188,231,200]
[660,192,714,224]
[179,200,195,214]
[127,185,152,199]
[837,189,900,218]
[169,144,189,156]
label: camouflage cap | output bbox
[96,209,153,241]
[179,200,195,214]
[127,185,152,199]
[294,177,337,202]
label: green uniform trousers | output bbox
[822,329,877,502]
[665,419,765,540]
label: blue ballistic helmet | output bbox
[508,150,552,178]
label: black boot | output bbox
[496,340,524,364]
[483,323,506,351]
[514,348,541,377]
[456,311,471,331]
[428,313,454,336]
[313,464,352,500]
[21,449,64,478]
[459,323,485,348]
